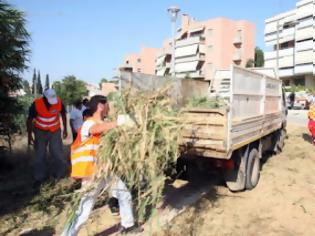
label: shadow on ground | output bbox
[19,227,55,236]
[302,133,313,144]
[0,144,75,235]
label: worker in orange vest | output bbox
[62,95,142,235]
[308,104,315,144]
[27,88,68,184]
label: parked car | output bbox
[294,91,311,109]
[285,91,311,110]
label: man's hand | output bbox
[117,114,136,128]
[63,129,68,139]
[28,132,34,146]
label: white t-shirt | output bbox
[81,105,87,112]
[70,107,83,131]
[80,119,96,142]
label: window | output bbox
[137,58,141,63]
[190,31,203,38]
[126,60,129,64]
[293,78,305,86]
[137,68,141,73]
[208,28,213,36]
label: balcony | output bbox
[295,63,313,74]
[264,59,277,68]
[297,2,313,19]
[264,48,294,60]
[175,70,205,79]
[295,50,313,64]
[297,17,313,29]
[233,51,242,61]
[279,55,294,68]
[233,35,242,45]
[176,36,205,47]
[296,26,313,41]
[281,27,294,37]
[175,54,205,64]
[264,51,277,60]
[279,68,294,77]
[296,39,313,51]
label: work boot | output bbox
[108,197,119,216]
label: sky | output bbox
[10,0,297,85]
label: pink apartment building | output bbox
[156,14,256,80]
[119,47,159,74]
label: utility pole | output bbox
[167,6,180,78]
[276,20,280,80]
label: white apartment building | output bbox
[264,0,315,88]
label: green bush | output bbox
[13,95,34,133]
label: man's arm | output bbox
[27,102,36,145]
[89,122,117,135]
[60,103,68,139]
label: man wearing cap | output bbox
[27,88,68,183]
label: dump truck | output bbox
[119,65,287,191]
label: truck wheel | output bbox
[176,157,189,180]
[223,150,246,192]
[245,148,260,190]
[275,129,286,154]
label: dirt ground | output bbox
[0,124,314,236]
[161,125,315,236]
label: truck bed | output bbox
[179,108,229,159]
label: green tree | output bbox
[254,47,264,67]
[32,68,36,95]
[45,74,50,90]
[0,1,31,136]
[245,59,255,68]
[37,70,43,94]
[99,78,108,89]
[22,79,31,95]
[53,75,88,105]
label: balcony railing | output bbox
[176,36,205,47]
[233,51,242,61]
[233,35,242,45]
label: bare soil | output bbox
[161,125,315,236]
[0,125,314,236]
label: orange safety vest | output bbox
[34,97,62,132]
[308,105,315,120]
[70,119,101,179]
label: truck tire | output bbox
[223,150,246,192]
[274,129,286,154]
[176,157,189,180]
[245,148,260,190]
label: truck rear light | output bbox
[213,159,234,169]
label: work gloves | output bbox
[117,114,136,128]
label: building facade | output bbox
[119,47,159,74]
[156,15,255,80]
[264,0,315,88]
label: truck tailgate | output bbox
[179,108,229,159]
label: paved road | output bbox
[287,109,308,127]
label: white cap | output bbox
[44,89,58,105]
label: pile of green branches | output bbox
[97,86,183,222]
[186,96,227,109]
